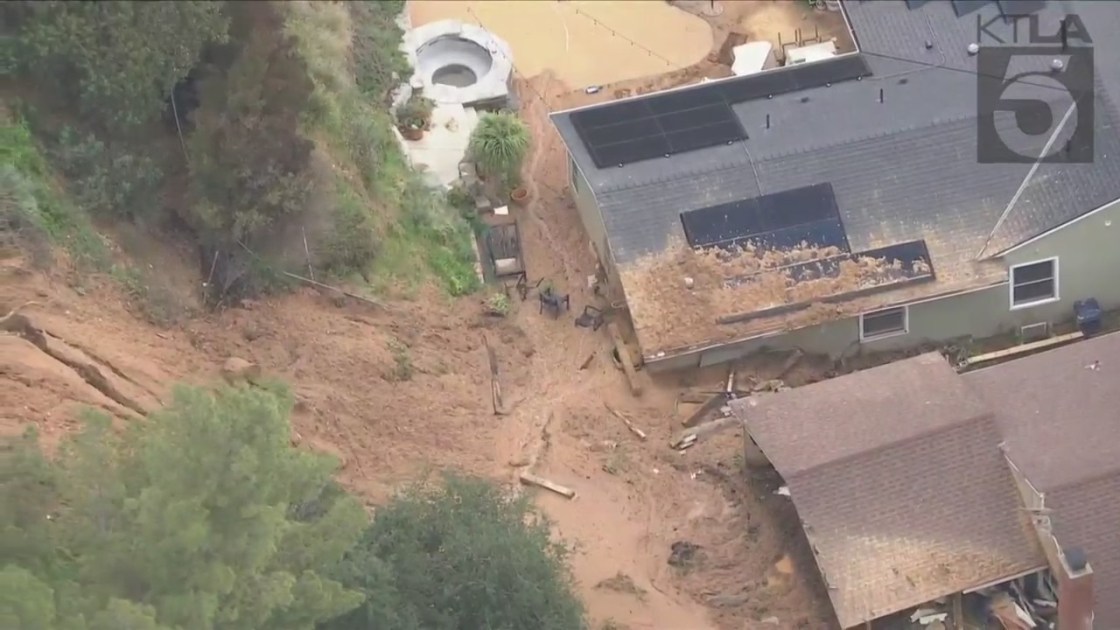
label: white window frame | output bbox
[859,306,909,342]
[1009,257,1060,310]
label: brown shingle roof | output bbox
[739,352,992,476]
[735,353,1046,628]
[964,332,1120,491]
[966,332,1120,627]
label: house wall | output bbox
[568,155,620,288]
[647,202,1120,371]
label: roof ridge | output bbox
[784,409,997,480]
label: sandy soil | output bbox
[0,5,868,629]
[0,71,837,630]
[408,0,713,89]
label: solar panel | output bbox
[951,0,995,17]
[856,239,935,278]
[569,54,872,168]
[680,183,849,252]
[904,0,933,8]
[570,91,746,168]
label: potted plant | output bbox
[469,111,530,195]
[397,94,435,140]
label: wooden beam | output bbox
[604,403,647,440]
[519,472,575,499]
[607,321,643,396]
[482,334,506,415]
[681,393,726,427]
[963,331,1083,367]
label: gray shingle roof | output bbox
[552,0,1120,268]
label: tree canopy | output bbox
[2,385,588,630]
[10,1,229,130]
[1,384,366,629]
[327,474,586,630]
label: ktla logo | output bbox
[976,14,1094,164]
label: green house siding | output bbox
[647,201,1120,371]
[1002,201,1120,314]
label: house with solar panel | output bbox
[551,0,1120,371]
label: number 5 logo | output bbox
[976,46,1094,164]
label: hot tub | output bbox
[404,20,513,106]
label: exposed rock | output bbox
[221,357,261,383]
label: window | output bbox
[1010,258,1059,308]
[569,157,581,193]
[860,306,908,341]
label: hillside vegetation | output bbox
[2,385,585,629]
[1,3,591,629]
[2,0,479,303]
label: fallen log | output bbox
[519,472,576,499]
[482,334,506,415]
[604,403,647,440]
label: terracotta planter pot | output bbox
[510,187,530,206]
[400,126,423,141]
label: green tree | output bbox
[11,1,229,130]
[469,113,531,189]
[2,384,367,629]
[327,474,586,630]
[0,565,57,630]
[188,1,315,241]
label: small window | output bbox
[860,306,908,341]
[569,158,581,193]
[1010,258,1058,308]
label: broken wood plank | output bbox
[673,416,742,450]
[606,321,642,396]
[678,390,716,404]
[681,393,726,428]
[604,403,647,440]
[519,472,575,499]
[677,388,748,405]
[963,331,1083,367]
[481,334,506,415]
[671,433,698,451]
[579,351,596,370]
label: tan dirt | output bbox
[0,6,863,629]
[408,0,713,89]
[619,240,925,354]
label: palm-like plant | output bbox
[469,112,530,187]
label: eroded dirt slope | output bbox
[0,69,838,630]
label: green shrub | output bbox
[0,115,106,268]
[469,112,531,187]
[321,180,379,274]
[395,93,435,130]
[347,0,410,102]
[53,127,164,220]
[326,474,586,630]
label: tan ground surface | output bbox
[0,80,837,625]
[408,0,713,88]
[0,4,866,629]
